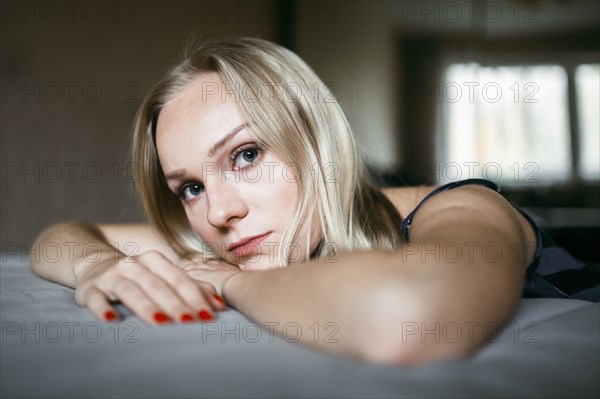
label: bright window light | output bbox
[575,64,600,181]
[440,64,571,185]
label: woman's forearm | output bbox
[30,222,123,289]
[222,242,523,365]
[222,249,430,363]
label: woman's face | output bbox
[156,72,320,270]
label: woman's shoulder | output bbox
[380,185,440,220]
[383,180,538,268]
[381,179,504,220]
[388,181,528,236]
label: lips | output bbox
[228,233,271,256]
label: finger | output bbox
[135,253,217,321]
[211,292,227,310]
[81,286,121,323]
[130,267,209,323]
[109,278,174,326]
[195,281,228,311]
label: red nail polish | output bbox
[213,294,224,304]
[198,310,213,321]
[153,312,170,323]
[180,313,194,322]
[104,310,117,321]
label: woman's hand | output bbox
[175,257,242,298]
[74,250,227,325]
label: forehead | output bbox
[155,73,245,167]
[157,72,233,139]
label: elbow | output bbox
[350,284,473,366]
[354,329,473,367]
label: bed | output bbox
[1,254,598,398]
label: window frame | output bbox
[394,32,599,209]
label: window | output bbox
[576,64,600,181]
[440,62,599,186]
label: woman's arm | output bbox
[30,222,122,289]
[30,222,227,324]
[30,222,183,288]
[221,185,536,365]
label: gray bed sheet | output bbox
[1,255,598,398]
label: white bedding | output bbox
[1,255,598,398]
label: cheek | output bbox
[183,206,213,241]
[262,162,299,204]
[266,178,298,226]
[270,181,298,208]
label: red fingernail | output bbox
[104,310,117,321]
[198,310,213,321]
[180,313,194,322]
[213,294,224,304]
[153,312,170,324]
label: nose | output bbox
[205,174,248,228]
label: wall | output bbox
[1,0,281,249]
[2,0,598,251]
[294,2,399,169]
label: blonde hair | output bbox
[132,37,403,266]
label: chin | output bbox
[231,255,304,271]
[236,256,282,271]
[240,263,280,271]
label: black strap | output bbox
[397,179,600,302]
[400,179,500,242]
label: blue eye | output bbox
[234,146,260,167]
[180,183,204,201]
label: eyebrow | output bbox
[208,123,247,157]
[164,123,247,183]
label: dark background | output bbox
[2,0,598,261]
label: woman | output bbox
[30,37,599,365]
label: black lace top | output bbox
[399,179,600,302]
